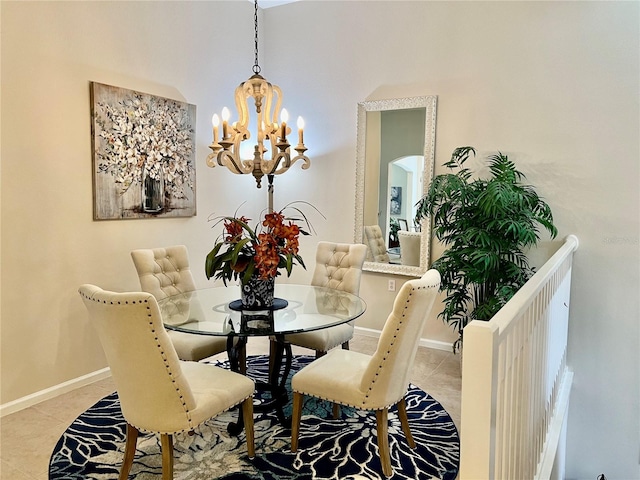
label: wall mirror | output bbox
[354,96,437,276]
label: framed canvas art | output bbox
[90,82,196,220]
[390,186,402,215]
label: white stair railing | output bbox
[459,235,579,480]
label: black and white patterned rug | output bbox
[49,356,459,479]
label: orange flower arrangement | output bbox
[205,203,316,285]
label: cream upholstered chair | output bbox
[284,241,367,357]
[78,285,255,480]
[364,225,390,263]
[398,230,421,266]
[131,245,226,361]
[291,269,441,478]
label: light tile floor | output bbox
[0,333,461,480]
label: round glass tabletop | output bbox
[157,284,367,338]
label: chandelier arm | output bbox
[289,154,311,171]
[231,131,245,160]
[217,151,253,175]
[235,82,251,133]
[265,84,282,132]
[266,132,279,164]
[270,154,311,176]
[206,151,218,168]
[260,153,286,175]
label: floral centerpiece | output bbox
[205,203,317,308]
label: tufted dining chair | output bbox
[290,269,441,477]
[284,241,367,357]
[398,230,421,266]
[78,285,255,480]
[131,245,227,362]
[364,225,390,263]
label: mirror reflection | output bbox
[354,96,437,276]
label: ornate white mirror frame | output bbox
[354,96,437,276]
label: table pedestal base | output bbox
[226,334,292,435]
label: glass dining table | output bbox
[157,284,366,432]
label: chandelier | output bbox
[206,0,310,208]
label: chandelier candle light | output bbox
[206,0,310,212]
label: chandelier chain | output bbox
[253,0,260,74]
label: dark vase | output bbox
[142,165,164,213]
[240,311,274,334]
[240,274,275,309]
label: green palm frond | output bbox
[416,147,557,348]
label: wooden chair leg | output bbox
[375,408,393,477]
[242,396,256,459]
[397,397,416,448]
[332,402,340,419]
[314,350,326,359]
[291,392,304,452]
[341,341,350,350]
[119,423,139,480]
[160,433,173,480]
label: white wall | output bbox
[265,3,639,478]
[2,2,638,479]
[0,1,260,400]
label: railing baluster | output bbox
[460,235,578,479]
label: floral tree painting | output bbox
[390,186,402,215]
[90,82,196,220]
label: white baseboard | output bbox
[1,330,453,418]
[0,367,112,418]
[354,326,454,352]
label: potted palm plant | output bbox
[415,146,557,352]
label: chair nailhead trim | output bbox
[355,280,439,408]
[361,285,416,407]
[80,288,195,428]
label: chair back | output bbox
[311,241,367,296]
[398,230,421,266]
[78,284,197,432]
[364,225,390,263]
[131,245,195,300]
[360,269,441,408]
